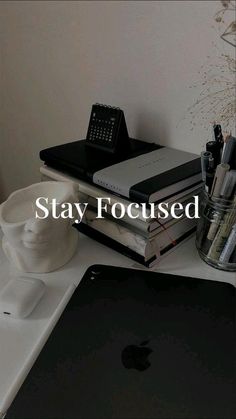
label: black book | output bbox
[40,139,201,203]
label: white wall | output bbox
[0,1,225,200]
[0,17,4,202]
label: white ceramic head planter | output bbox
[0,182,78,273]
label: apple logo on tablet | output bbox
[121,340,153,371]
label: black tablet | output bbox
[7,265,235,419]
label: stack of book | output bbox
[40,142,202,267]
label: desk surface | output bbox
[0,231,235,417]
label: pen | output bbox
[211,163,230,198]
[207,208,223,241]
[205,157,215,194]
[229,246,236,263]
[221,134,229,163]
[219,224,236,263]
[207,195,236,260]
[207,173,236,244]
[201,151,211,182]
[220,170,236,200]
[221,136,236,169]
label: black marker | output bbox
[206,140,221,167]
[213,123,224,144]
[205,157,215,194]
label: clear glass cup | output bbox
[196,191,236,271]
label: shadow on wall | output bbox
[135,109,170,146]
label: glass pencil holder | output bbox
[196,191,236,271]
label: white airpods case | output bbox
[0,277,45,319]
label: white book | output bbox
[92,147,201,203]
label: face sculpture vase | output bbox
[0,182,78,273]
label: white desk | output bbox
[0,231,235,417]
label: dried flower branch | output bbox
[214,0,235,23]
[188,1,236,131]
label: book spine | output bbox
[40,152,86,180]
[76,223,196,268]
[79,185,202,231]
[83,209,148,257]
[79,192,149,233]
[82,208,197,259]
[75,223,155,267]
[82,202,195,239]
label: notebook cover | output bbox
[40,139,159,184]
